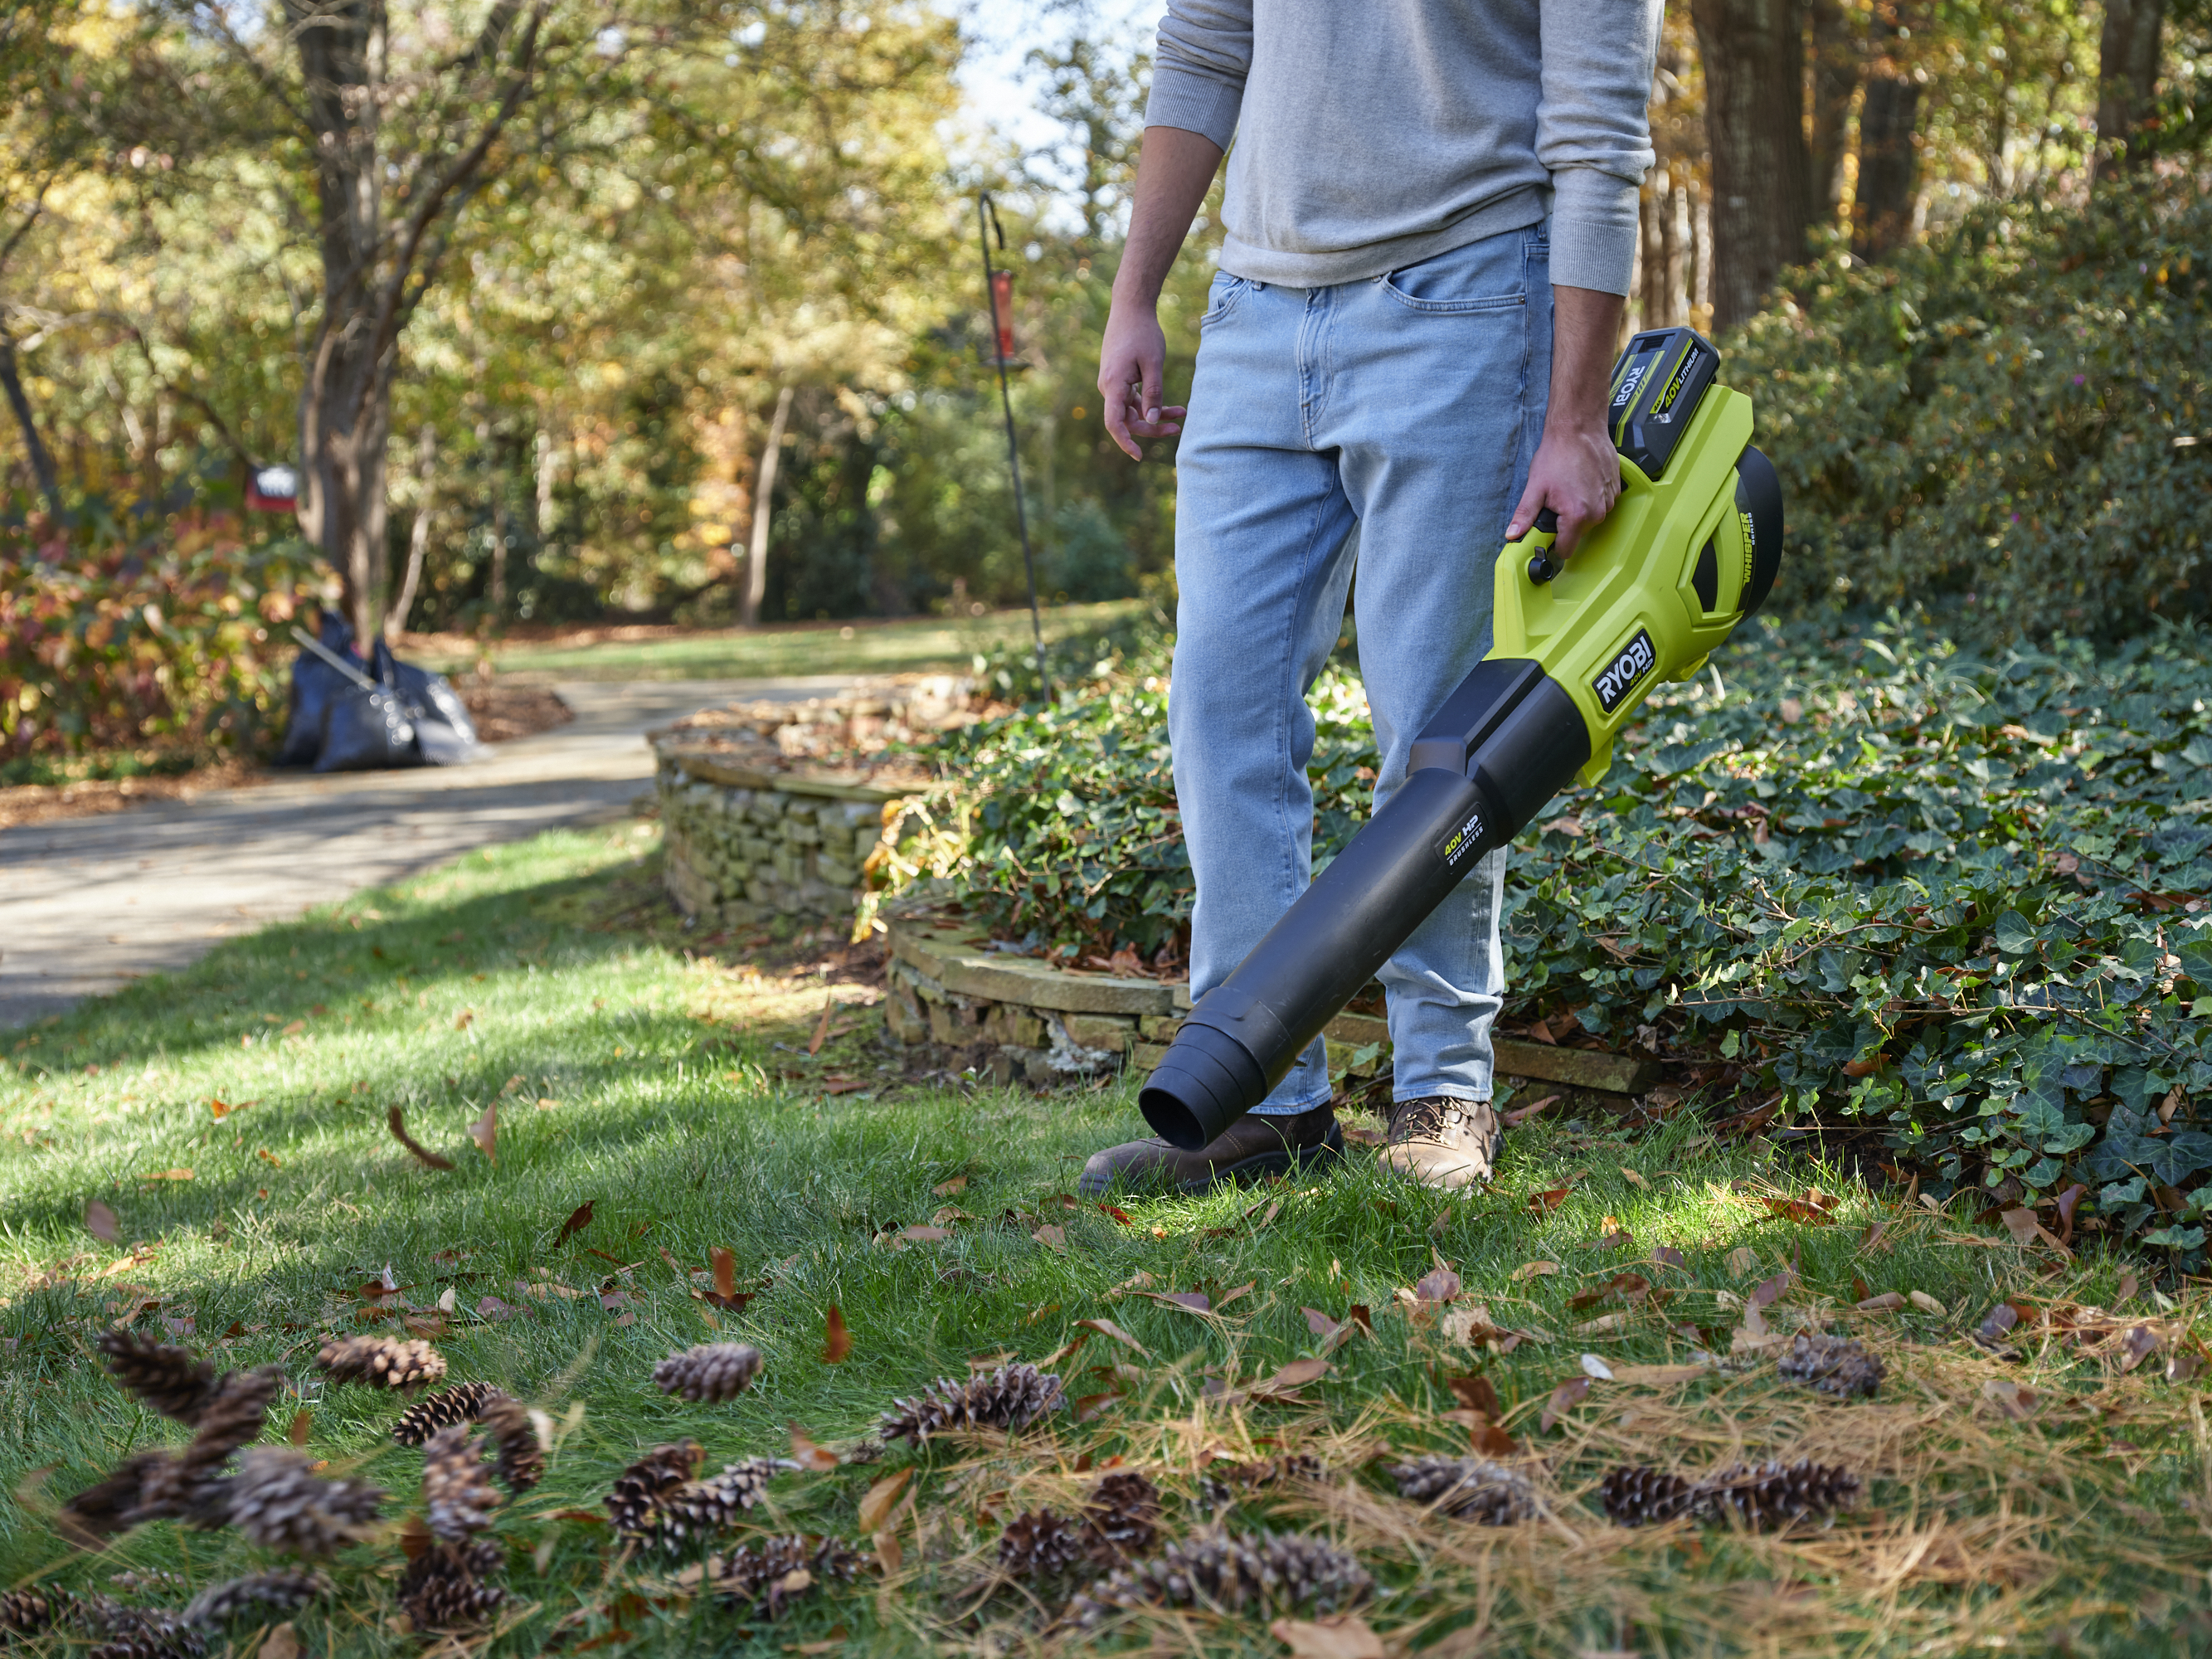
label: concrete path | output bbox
[0,677,859,1029]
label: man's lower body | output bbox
[1082,221,1553,1195]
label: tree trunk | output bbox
[1853,7,1923,261]
[2097,0,2166,173]
[1806,0,1860,229]
[0,329,63,520]
[386,425,435,640]
[742,384,795,629]
[1690,0,1812,332]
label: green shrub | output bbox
[1737,178,2211,645]
[940,619,2212,1258]
[0,511,322,773]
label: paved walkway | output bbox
[0,677,857,1029]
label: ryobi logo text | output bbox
[1592,627,1657,715]
[1611,359,1650,409]
[1436,805,1489,870]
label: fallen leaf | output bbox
[289,1409,312,1447]
[1573,1312,1631,1337]
[2053,1183,2088,1243]
[1031,1224,1067,1254]
[1854,1292,1906,1313]
[1650,1245,1688,1269]
[1621,1166,1649,1190]
[1073,1317,1150,1356]
[1908,1290,1947,1316]
[1748,1267,1794,1310]
[388,1107,455,1170]
[1439,1304,1511,1348]
[261,1622,301,1659]
[1096,1203,1134,1225]
[1270,1613,1385,1659]
[1724,1246,1760,1277]
[1579,1353,1616,1379]
[1539,1375,1589,1433]
[475,1295,521,1321]
[1072,1392,1120,1422]
[208,1097,255,1120]
[808,992,835,1057]
[1446,1374,1504,1420]
[931,1175,970,1197]
[873,1528,902,1575]
[84,1199,120,1243]
[554,1200,596,1247]
[858,1467,912,1533]
[454,1009,474,1031]
[1761,1194,1836,1226]
[140,1169,194,1183]
[1215,1281,1255,1311]
[2120,1325,2161,1373]
[2114,1269,2141,1306]
[1502,1093,1562,1127]
[1860,1219,1892,1253]
[1511,1259,1562,1282]
[467,1102,497,1165]
[788,1425,840,1472]
[1981,1379,2039,1421]
[822,1305,852,1365]
[1527,1185,1573,1213]
[1568,1272,1650,1311]
[396,1514,435,1561]
[1607,1363,1711,1385]
[1136,1290,1213,1315]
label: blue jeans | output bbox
[1170,221,1553,1116]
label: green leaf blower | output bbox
[1138,326,1783,1151]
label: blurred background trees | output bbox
[1,0,2208,654]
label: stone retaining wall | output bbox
[881,912,1665,1108]
[658,757,911,927]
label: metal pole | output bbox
[980,192,1052,703]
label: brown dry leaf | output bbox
[139,1168,195,1183]
[895,1225,951,1244]
[454,1009,474,1031]
[1650,1244,1688,1269]
[858,1467,912,1533]
[1412,1254,1462,1306]
[475,1295,521,1322]
[2120,1325,2161,1373]
[1074,1317,1151,1356]
[822,1305,853,1365]
[1215,1281,1255,1311]
[388,1107,456,1171]
[1981,1379,2039,1421]
[1621,1166,1650,1190]
[260,1622,302,1659]
[554,1200,596,1247]
[1607,1363,1710,1386]
[396,1514,435,1561]
[1724,1246,1760,1277]
[931,1175,970,1197]
[1748,1267,1794,1310]
[1855,1292,1906,1313]
[1438,1304,1510,1349]
[84,1199,120,1243]
[466,1102,497,1165]
[1760,1194,1836,1227]
[1446,1374,1504,1420]
[1908,1290,1947,1316]
[709,1246,738,1300]
[1511,1260,1561,1282]
[2115,1269,2141,1305]
[1271,1613,1385,1659]
[873,1527,902,1575]
[288,1409,312,1447]
[1501,1092,1562,1127]
[1137,1291,1213,1316]
[208,1097,255,1120]
[1527,1185,1573,1213]
[1032,1224,1067,1254]
[1539,1375,1590,1433]
[808,992,835,1058]
[788,1425,840,1472]
[1072,1392,1121,1423]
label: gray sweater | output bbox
[1146,0,1660,295]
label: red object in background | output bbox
[989,270,1016,362]
[246,465,299,513]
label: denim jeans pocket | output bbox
[1198,270,1247,328]
[1379,232,1530,314]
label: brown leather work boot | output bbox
[1377,1096,1501,1189]
[1078,1101,1344,1196]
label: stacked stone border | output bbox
[881,912,1664,1109]
[657,747,929,927]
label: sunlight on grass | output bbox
[1,826,2206,1655]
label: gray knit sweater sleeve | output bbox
[1539,0,1663,295]
[1146,0,1250,151]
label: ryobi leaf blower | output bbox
[1138,326,1783,1151]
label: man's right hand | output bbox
[1095,124,1223,464]
[1098,300,1186,462]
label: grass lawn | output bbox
[2,826,2205,1656]
[409,601,1150,684]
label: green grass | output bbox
[2,827,2207,1655]
[415,601,1149,684]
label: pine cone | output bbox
[652,1342,764,1403]
[1198,1452,1324,1508]
[314,1335,446,1389]
[1777,1333,1885,1399]
[422,1425,501,1541]
[880,1363,1063,1443]
[1083,1471,1160,1559]
[476,1394,546,1494]
[640,1457,798,1552]
[1599,1466,1700,1527]
[97,1330,218,1425]
[1389,1456,1537,1525]
[391,1382,503,1447]
[1066,1530,1371,1626]
[182,1569,330,1630]
[999,1509,1089,1578]
[222,1447,386,1554]
[398,1540,505,1631]
[604,1441,704,1540]
[85,1623,206,1659]
[709,1535,865,1619]
[184,1368,280,1462]
[61,1451,170,1543]
[1696,1459,1860,1531]
[0,1588,73,1637]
